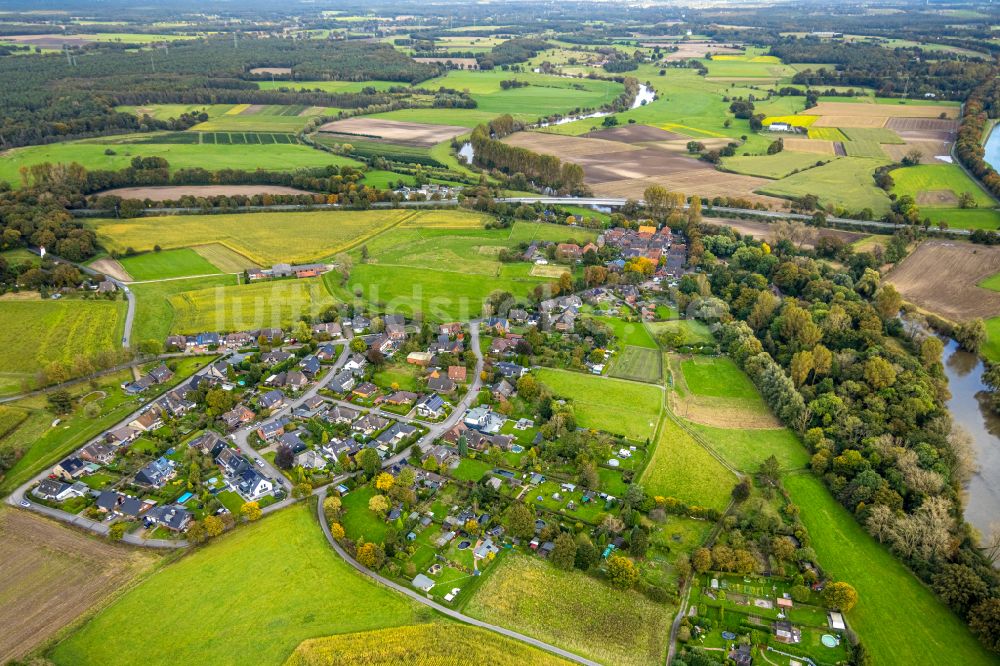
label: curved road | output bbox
[314,485,599,666]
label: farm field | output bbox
[91,209,418,265]
[191,105,335,132]
[609,346,662,383]
[891,164,996,208]
[0,508,161,663]
[129,275,238,344]
[97,184,315,201]
[167,277,334,335]
[887,240,1000,321]
[0,299,126,395]
[756,157,892,214]
[117,248,222,281]
[534,368,662,441]
[721,152,833,179]
[317,117,467,147]
[785,473,997,666]
[257,80,400,93]
[922,207,1000,230]
[464,554,673,666]
[0,135,354,187]
[50,505,424,666]
[641,416,736,511]
[285,624,574,666]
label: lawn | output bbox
[640,417,735,511]
[686,423,811,472]
[285,624,574,665]
[341,485,390,543]
[608,346,662,383]
[534,368,662,441]
[372,362,422,392]
[167,277,335,335]
[646,319,715,346]
[721,152,833,179]
[0,299,126,395]
[464,554,673,666]
[784,473,996,666]
[757,157,892,214]
[679,356,759,400]
[450,457,493,482]
[594,316,658,349]
[117,248,222,281]
[891,164,996,208]
[91,209,418,266]
[50,505,424,666]
[0,135,354,188]
[129,275,237,344]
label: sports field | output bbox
[0,300,126,395]
[91,209,418,265]
[286,624,574,666]
[464,554,673,666]
[534,368,661,441]
[118,248,222,281]
[167,277,334,334]
[785,474,997,666]
[50,506,423,666]
[640,416,735,511]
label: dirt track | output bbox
[888,240,1000,320]
[0,508,159,662]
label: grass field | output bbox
[687,423,810,472]
[91,209,419,265]
[51,505,424,666]
[922,208,1000,230]
[984,317,1000,363]
[807,127,849,142]
[840,127,904,144]
[0,508,160,663]
[785,473,997,666]
[0,135,354,187]
[192,244,259,273]
[646,319,715,346]
[117,248,222,281]
[641,416,735,510]
[609,346,662,383]
[680,356,759,400]
[593,316,658,349]
[757,157,891,214]
[167,277,334,334]
[0,299,126,395]
[341,485,390,543]
[0,405,28,439]
[722,152,832,179]
[464,554,673,666]
[891,164,996,208]
[842,139,887,159]
[372,362,422,392]
[534,368,662,441]
[285,624,574,665]
[130,275,237,344]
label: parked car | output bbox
[19,499,30,508]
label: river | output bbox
[984,122,1000,171]
[941,338,1000,540]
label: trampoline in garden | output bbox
[721,632,737,640]
[821,634,840,648]
[511,445,524,453]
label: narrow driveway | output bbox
[314,485,598,666]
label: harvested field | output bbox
[661,42,742,60]
[249,67,292,75]
[0,508,159,663]
[582,125,687,143]
[97,185,314,200]
[648,138,734,153]
[888,240,1000,320]
[782,137,836,155]
[884,140,953,164]
[591,175,784,208]
[316,118,466,146]
[192,243,259,272]
[702,217,864,249]
[812,115,889,128]
[530,264,572,278]
[89,257,132,282]
[413,56,478,68]
[808,102,959,119]
[917,189,960,206]
[886,117,960,132]
[506,131,639,158]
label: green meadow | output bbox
[117,248,222,281]
[641,417,735,510]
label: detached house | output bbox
[259,389,286,411]
[129,407,164,432]
[416,393,446,419]
[236,468,273,500]
[134,457,176,489]
[221,405,255,430]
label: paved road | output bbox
[314,485,599,666]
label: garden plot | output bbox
[317,118,467,147]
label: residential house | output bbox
[145,505,192,532]
[323,404,359,424]
[161,388,195,417]
[106,425,140,446]
[33,479,84,501]
[260,350,292,366]
[509,308,529,323]
[416,393,446,419]
[773,621,801,644]
[278,431,307,454]
[556,243,582,262]
[195,332,220,347]
[427,374,455,394]
[344,354,367,375]
[412,573,435,592]
[352,413,389,436]
[134,457,176,488]
[96,491,145,519]
[495,362,527,379]
[316,343,338,361]
[299,355,321,377]
[221,405,255,430]
[188,432,225,457]
[97,279,117,293]
[448,365,467,382]
[52,456,87,481]
[258,328,284,343]
[129,407,164,432]
[386,323,407,340]
[215,448,250,477]
[328,370,356,394]
[385,390,418,406]
[148,363,174,384]
[376,422,418,448]
[474,538,500,560]
[283,371,309,391]
[463,406,505,434]
[492,379,514,401]
[352,382,379,399]
[225,331,255,348]
[236,468,273,500]
[81,442,115,464]
[486,317,509,334]
[295,449,327,470]
[490,337,517,356]
[257,417,290,441]
[351,315,371,333]
[422,444,457,469]
[259,389,286,411]
[312,322,342,338]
